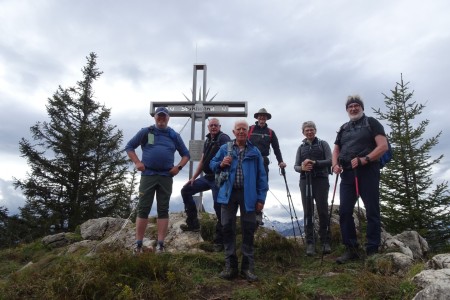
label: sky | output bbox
[1,0,450,222]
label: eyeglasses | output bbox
[208,124,220,127]
[347,104,361,109]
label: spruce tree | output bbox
[373,74,450,251]
[14,53,133,234]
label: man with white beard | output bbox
[332,95,388,264]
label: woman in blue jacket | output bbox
[210,119,268,282]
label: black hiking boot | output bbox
[322,243,331,254]
[366,248,379,257]
[306,244,316,256]
[219,267,238,280]
[180,221,200,232]
[181,206,200,232]
[241,269,258,282]
[336,247,359,264]
[255,211,264,227]
[213,243,224,252]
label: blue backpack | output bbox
[365,117,392,168]
[380,139,392,168]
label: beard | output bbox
[348,110,364,121]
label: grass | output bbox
[0,219,423,300]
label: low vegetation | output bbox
[0,217,422,300]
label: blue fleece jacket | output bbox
[209,140,268,212]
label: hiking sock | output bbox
[136,240,143,248]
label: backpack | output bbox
[379,139,392,168]
[202,132,229,174]
[341,117,392,168]
[300,138,332,174]
[248,125,272,141]
[140,125,178,147]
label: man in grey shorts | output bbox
[125,107,190,253]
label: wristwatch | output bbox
[365,156,371,163]
[177,165,183,170]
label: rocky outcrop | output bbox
[411,253,450,300]
[58,212,204,255]
[40,212,449,299]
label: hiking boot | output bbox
[219,267,238,280]
[336,247,359,264]
[322,243,331,254]
[213,243,224,252]
[255,211,264,227]
[155,244,165,254]
[306,244,316,256]
[366,248,379,257]
[180,223,200,232]
[133,244,143,256]
[241,269,258,282]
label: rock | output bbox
[42,232,69,248]
[425,253,450,270]
[393,231,429,260]
[66,240,99,254]
[412,284,450,300]
[80,217,127,240]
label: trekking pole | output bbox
[354,167,363,261]
[320,173,339,265]
[306,171,315,253]
[280,168,305,244]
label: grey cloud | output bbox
[1,0,449,220]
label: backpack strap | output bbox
[248,125,255,138]
[140,125,178,147]
[248,125,272,141]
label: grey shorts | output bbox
[137,175,173,219]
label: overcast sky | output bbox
[1,0,449,222]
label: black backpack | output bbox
[300,138,331,174]
[341,117,392,168]
[202,132,229,174]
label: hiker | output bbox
[180,118,231,252]
[125,107,190,253]
[248,108,286,225]
[210,119,268,282]
[294,121,332,256]
[332,95,388,263]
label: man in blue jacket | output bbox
[210,119,268,282]
[125,107,190,253]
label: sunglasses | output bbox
[208,124,220,127]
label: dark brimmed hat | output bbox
[155,107,170,116]
[254,108,272,120]
[345,95,364,110]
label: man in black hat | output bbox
[332,95,388,263]
[125,107,190,254]
[248,108,286,225]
